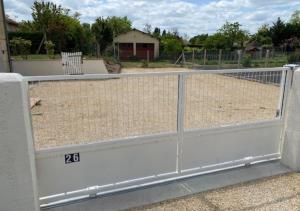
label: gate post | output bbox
[281,65,300,171]
[0,73,39,210]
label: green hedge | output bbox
[8,32,44,54]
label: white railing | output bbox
[25,67,291,208]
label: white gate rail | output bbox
[25,67,291,208]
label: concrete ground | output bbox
[49,161,293,211]
[129,173,300,211]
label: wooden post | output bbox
[203,49,207,66]
[182,51,186,66]
[237,50,242,68]
[218,49,222,68]
[265,49,270,67]
[192,49,195,66]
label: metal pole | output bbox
[0,0,11,72]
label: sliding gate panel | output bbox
[26,68,288,208]
[36,133,178,197]
[181,69,285,174]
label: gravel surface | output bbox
[128,173,300,211]
[29,68,280,150]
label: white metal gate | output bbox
[61,52,83,75]
[26,67,291,208]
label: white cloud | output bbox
[3,0,300,37]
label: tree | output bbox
[290,10,300,25]
[31,0,69,53]
[189,34,208,45]
[107,16,131,37]
[9,37,32,58]
[143,23,152,33]
[153,27,161,38]
[91,17,113,57]
[218,21,249,49]
[81,23,94,54]
[250,24,272,47]
[162,37,183,54]
[204,33,228,49]
[270,18,287,46]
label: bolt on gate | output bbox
[26,67,291,208]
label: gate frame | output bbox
[1,66,300,211]
[26,67,292,208]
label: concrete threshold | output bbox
[48,161,291,211]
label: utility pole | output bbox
[0,0,11,72]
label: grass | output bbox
[11,54,288,69]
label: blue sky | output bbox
[4,0,300,37]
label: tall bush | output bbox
[9,37,32,59]
[44,40,55,56]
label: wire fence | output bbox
[29,75,178,149]
[28,69,283,150]
[184,71,282,130]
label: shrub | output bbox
[287,53,300,64]
[9,37,32,59]
[242,54,252,67]
[141,60,149,68]
[8,32,43,54]
[44,40,55,57]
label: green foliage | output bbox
[161,37,183,55]
[288,53,300,63]
[250,25,273,46]
[8,32,43,53]
[107,16,131,37]
[44,40,55,55]
[242,54,252,67]
[217,21,249,49]
[9,37,32,58]
[91,17,113,55]
[290,10,300,25]
[204,33,228,49]
[153,27,161,38]
[141,60,149,68]
[31,0,69,34]
[270,18,287,46]
[189,34,208,45]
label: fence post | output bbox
[218,49,222,68]
[265,49,270,67]
[281,65,300,171]
[192,49,195,66]
[0,73,40,211]
[203,49,207,66]
[237,50,242,68]
[177,73,186,173]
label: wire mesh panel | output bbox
[184,70,283,130]
[29,75,178,149]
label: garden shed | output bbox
[113,29,159,60]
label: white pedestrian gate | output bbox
[26,67,292,209]
[61,52,83,75]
